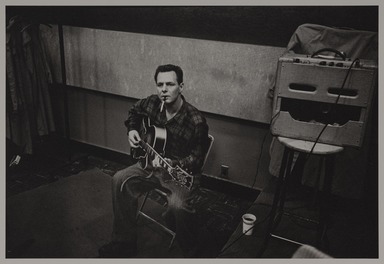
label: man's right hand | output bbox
[128,130,141,148]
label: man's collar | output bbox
[172,95,187,124]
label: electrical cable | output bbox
[269,110,281,128]
[250,107,281,189]
[217,204,273,256]
[251,130,269,188]
[249,109,281,188]
[217,112,281,256]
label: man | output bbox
[99,64,210,257]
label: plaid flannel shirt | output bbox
[125,94,209,174]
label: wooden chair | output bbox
[136,134,214,248]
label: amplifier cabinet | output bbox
[271,53,377,147]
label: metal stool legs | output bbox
[258,147,296,256]
[258,146,334,257]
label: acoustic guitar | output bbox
[132,117,194,190]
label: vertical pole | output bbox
[58,24,71,161]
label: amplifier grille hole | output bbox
[289,83,316,92]
[328,88,358,97]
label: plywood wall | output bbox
[60,26,285,123]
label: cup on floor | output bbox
[242,213,256,235]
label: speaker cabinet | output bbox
[271,53,377,147]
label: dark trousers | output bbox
[111,162,204,257]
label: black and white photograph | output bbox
[4,4,380,259]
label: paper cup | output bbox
[242,213,256,235]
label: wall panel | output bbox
[63,26,285,123]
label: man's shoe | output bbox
[98,241,137,258]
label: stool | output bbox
[258,136,344,256]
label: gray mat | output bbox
[6,168,114,258]
[6,166,252,258]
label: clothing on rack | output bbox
[6,15,55,154]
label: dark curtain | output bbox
[6,16,55,154]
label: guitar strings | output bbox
[141,140,172,168]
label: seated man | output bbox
[99,64,210,257]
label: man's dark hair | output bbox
[154,64,183,84]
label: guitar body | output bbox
[133,118,167,170]
[131,117,194,191]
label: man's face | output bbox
[156,71,183,104]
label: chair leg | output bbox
[137,191,150,220]
[169,234,176,249]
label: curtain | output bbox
[6,16,55,154]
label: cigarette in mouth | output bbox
[160,100,165,112]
